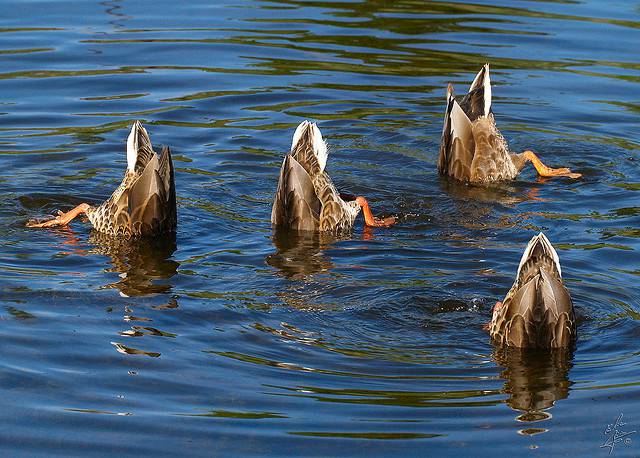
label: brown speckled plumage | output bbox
[490,233,576,349]
[271,121,360,233]
[85,121,176,238]
[439,64,527,183]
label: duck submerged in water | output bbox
[27,121,176,238]
[489,233,576,348]
[439,64,581,183]
[271,120,395,232]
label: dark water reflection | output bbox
[494,347,573,434]
[0,0,639,456]
[267,229,338,279]
[88,232,179,297]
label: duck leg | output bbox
[340,193,395,227]
[27,203,91,228]
[355,196,396,227]
[517,150,581,179]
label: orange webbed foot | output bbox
[355,196,396,228]
[26,204,90,229]
[539,166,582,179]
[27,211,66,228]
[523,150,581,179]
[371,215,396,227]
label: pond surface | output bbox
[1,0,639,456]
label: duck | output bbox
[438,64,581,183]
[27,121,176,238]
[271,120,395,232]
[489,232,576,348]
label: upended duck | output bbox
[489,233,576,348]
[27,121,176,238]
[439,64,581,183]
[271,120,395,232]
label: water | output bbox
[1,0,639,456]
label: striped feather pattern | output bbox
[272,121,360,233]
[86,121,176,238]
[438,64,520,183]
[490,233,576,349]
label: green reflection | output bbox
[289,431,442,439]
[81,93,149,101]
[614,183,640,191]
[0,48,54,55]
[555,242,633,251]
[6,306,36,320]
[178,410,287,419]
[270,383,501,408]
[0,27,64,33]
[111,341,160,358]
[259,0,639,30]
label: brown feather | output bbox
[438,65,518,183]
[490,233,576,349]
[439,98,475,181]
[86,121,177,238]
[469,116,517,182]
[460,64,491,121]
[438,92,455,175]
[290,127,323,178]
[271,155,321,232]
[459,87,488,122]
[271,121,360,233]
[130,121,155,173]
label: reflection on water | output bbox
[434,178,549,236]
[88,231,179,297]
[266,229,340,279]
[100,0,130,30]
[82,232,182,359]
[494,346,573,435]
[440,177,539,206]
[266,229,347,310]
[1,0,639,455]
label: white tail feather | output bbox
[517,232,562,278]
[448,98,472,137]
[126,123,137,172]
[291,120,328,172]
[468,63,492,117]
[126,120,148,172]
[483,64,492,117]
[442,85,454,136]
[310,122,328,172]
[291,120,309,153]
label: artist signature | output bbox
[601,413,636,454]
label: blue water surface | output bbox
[0,0,639,456]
